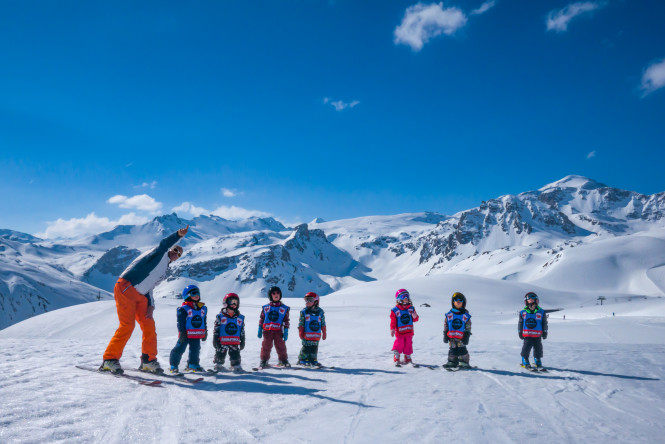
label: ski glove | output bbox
[390,329,395,337]
[178,330,187,344]
[542,332,548,340]
[202,330,208,342]
[283,328,289,341]
[298,327,305,339]
[146,305,155,319]
[322,326,327,341]
[518,332,524,340]
[462,331,471,345]
[257,326,263,339]
[443,334,449,343]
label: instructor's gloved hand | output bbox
[283,328,289,341]
[542,332,548,340]
[519,332,524,340]
[257,326,263,339]
[462,331,471,345]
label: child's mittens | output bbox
[518,331,524,340]
[178,330,187,344]
[542,331,548,340]
[391,329,396,337]
[462,331,471,345]
[202,330,208,342]
[283,328,289,341]
[298,326,305,339]
[258,326,263,338]
[409,308,419,321]
[322,326,327,340]
[443,333,449,343]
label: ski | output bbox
[411,363,438,370]
[444,365,477,371]
[75,365,162,387]
[125,368,204,384]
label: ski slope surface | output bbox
[1,275,664,443]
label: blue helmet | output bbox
[182,285,200,300]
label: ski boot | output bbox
[458,361,471,369]
[443,360,458,369]
[311,361,322,368]
[214,363,226,372]
[403,355,413,365]
[277,359,291,368]
[139,354,163,374]
[520,357,533,370]
[231,365,245,374]
[393,352,401,366]
[100,359,123,374]
[169,365,180,375]
[258,360,269,369]
[185,363,204,373]
[298,360,311,367]
[534,358,545,371]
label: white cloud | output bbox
[172,202,269,220]
[211,205,272,220]
[37,212,149,239]
[587,150,596,159]
[221,188,239,197]
[470,0,496,16]
[172,202,211,217]
[546,1,606,33]
[107,194,163,213]
[134,181,157,189]
[323,97,360,112]
[640,58,665,97]
[394,2,468,51]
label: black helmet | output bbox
[524,292,538,304]
[451,292,466,309]
[268,286,282,301]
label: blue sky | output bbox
[1,0,664,238]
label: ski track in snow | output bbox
[1,295,665,443]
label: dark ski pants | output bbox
[521,337,543,360]
[298,340,320,362]
[260,330,288,362]
[214,345,241,367]
[169,337,201,368]
[447,339,470,364]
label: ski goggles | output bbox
[170,247,183,258]
[304,296,317,303]
[187,289,200,297]
[227,299,238,306]
[453,297,464,302]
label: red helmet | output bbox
[224,292,240,308]
[304,291,319,304]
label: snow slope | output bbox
[1,275,663,443]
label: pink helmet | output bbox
[395,289,410,301]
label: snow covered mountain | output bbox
[2,175,664,329]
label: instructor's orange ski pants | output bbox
[103,278,157,361]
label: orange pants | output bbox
[103,278,158,361]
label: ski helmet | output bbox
[525,292,538,304]
[268,286,282,301]
[182,285,200,300]
[223,292,239,308]
[304,291,319,306]
[451,292,466,309]
[395,289,410,304]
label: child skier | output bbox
[518,291,548,371]
[213,292,246,373]
[390,288,419,366]
[258,286,291,368]
[169,285,208,374]
[443,292,472,369]
[297,292,327,367]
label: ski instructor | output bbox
[100,225,189,374]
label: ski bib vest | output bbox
[302,309,322,341]
[184,305,207,339]
[217,313,245,345]
[392,306,415,334]
[262,304,289,331]
[521,309,544,338]
[446,311,470,339]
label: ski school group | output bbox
[97,226,550,378]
